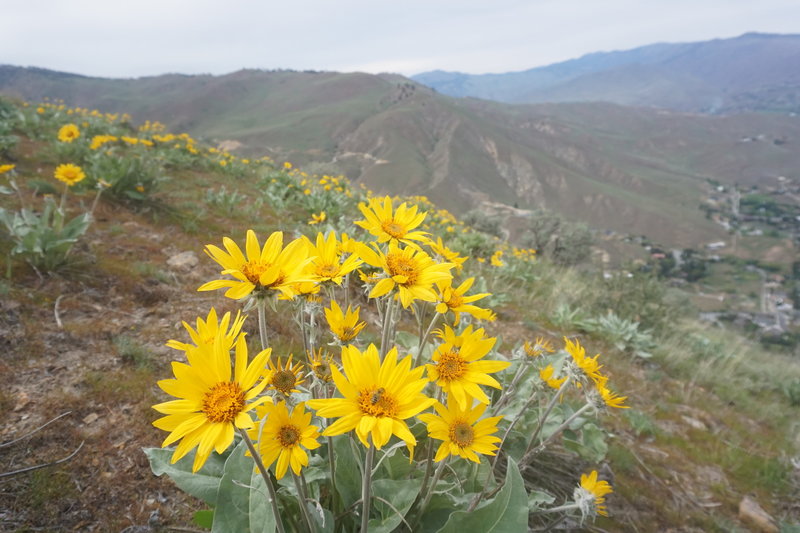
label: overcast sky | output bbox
[2,0,798,79]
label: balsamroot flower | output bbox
[575,470,613,517]
[0,164,15,175]
[435,277,494,326]
[58,123,80,143]
[307,344,434,451]
[418,399,503,463]
[166,308,246,355]
[355,196,430,247]
[265,355,306,396]
[303,231,362,285]
[324,300,366,344]
[249,401,321,479]
[54,163,86,186]
[152,335,272,472]
[427,325,509,408]
[198,230,314,300]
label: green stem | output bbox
[521,401,594,465]
[257,298,270,349]
[491,361,528,415]
[523,374,572,458]
[379,296,395,358]
[238,429,286,533]
[293,471,316,533]
[360,441,375,533]
[416,457,447,520]
[413,310,439,368]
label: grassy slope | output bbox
[3,67,800,251]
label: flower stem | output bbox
[491,361,528,415]
[413,310,439,368]
[360,441,375,533]
[256,298,270,349]
[523,374,572,458]
[521,401,594,465]
[417,457,447,519]
[379,296,395,358]
[238,428,286,533]
[293,471,317,533]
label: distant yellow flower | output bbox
[308,211,326,225]
[418,399,503,463]
[358,242,454,308]
[524,337,555,357]
[564,337,603,384]
[539,365,566,390]
[166,308,246,355]
[324,300,366,343]
[198,230,314,300]
[90,134,118,150]
[435,277,494,326]
[576,470,613,517]
[490,250,504,267]
[36,106,45,114]
[0,164,15,175]
[307,344,434,451]
[427,237,468,270]
[304,231,362,285]
[219,160,227,167]
[249,401,320,479]
[355,196,430,247]
[54,163,86,186]
[308,348,335,383]
[265,355,306,396]
[121,136,139,145]
[283,161,292,169]
[152,335,272,472]
[427,325,509,408]
[58,124,80,143]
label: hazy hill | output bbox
[2,64,799,247]
[413,33,800,114]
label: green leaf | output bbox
[527,490,555,512]
[193,509,214,529]
[563,423,608,463]
[333,435,362,508]
[367,478,422,533]
[212,440,253,533]
[436,460,528,533]
[144,447,227,506]
[248,469,277,533]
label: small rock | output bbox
[166,251,199,271]
[14,391,30,412]
[681,415,707,431]
[738,495,778,533]
[82,413,99,425]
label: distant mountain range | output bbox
[413,33,800,114]
[1,33,799,248]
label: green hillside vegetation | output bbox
[0,97,798,531]
[2,66,800,252]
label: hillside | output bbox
[1,64,800,251]
[413,33,800,114]
[0,97,798,532]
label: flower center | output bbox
[317,264,340,278]
[358,387,398,418]
[435,350,467,382]
[446,293,464,309]
[339,326,358,341]
[202,382,245,423]
[278,424,301,448]
[272,370,297,393]
[385,253,420,285]
[241,260,269,285]
[449,421,475,448]
[381,220,406,239]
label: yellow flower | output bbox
[54,163,86,186]
[324,300,366,343]
[249,401,321,479]
[90,135,118,150]
[0,164,15,175]
[304,231,363,285]
[355,196,430,246]
[524,337,555,357]
[308,211,326,225]
[435,278,495,326]
[307,344,434,451]
[593,375,628,409]
[152,334,272,472]
[539,365,566,390]
[577,470,613,517]
[564,337,603,384]
[309,348,335,383]
[166,308,246,355]
[265,355,306,396]
[358,242,454,308]
[121,136,139,145]
[427,325,509,408]
[283,161,292,169]
[427,237,468,271]
[57,124,80,143]
[418,399,503,463]
[198,230,314,300]
[490,250,504,267]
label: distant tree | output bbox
[521,210,593,267]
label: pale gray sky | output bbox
[2,0,798,78]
